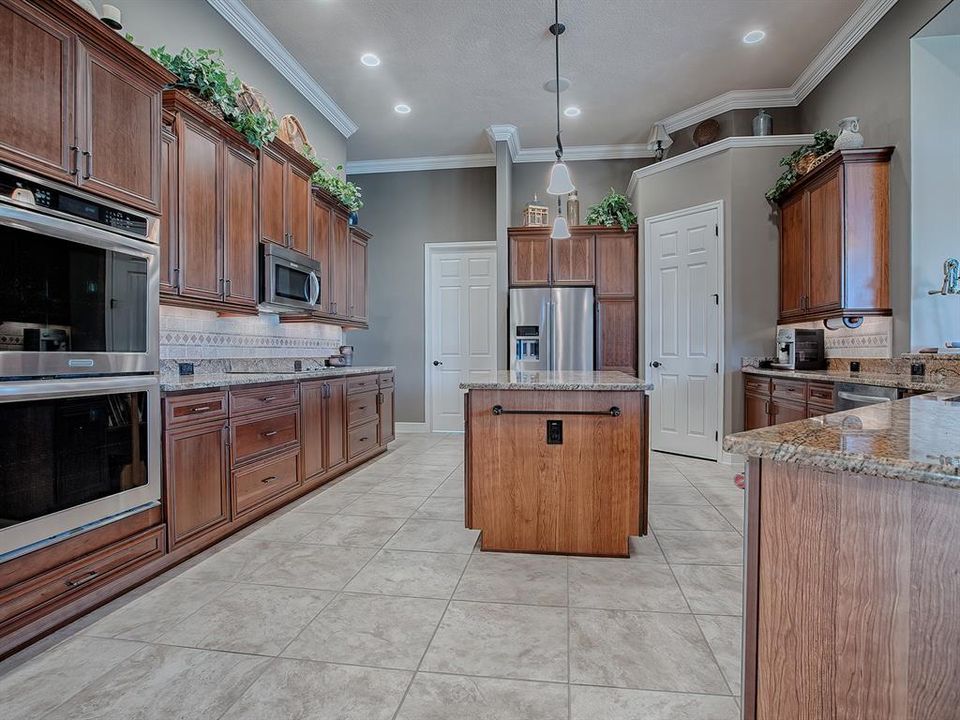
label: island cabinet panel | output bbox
[746,462,960,720]
[466,389,645,557]
[551,232,595,285]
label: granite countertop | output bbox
[161,366,395,392]
[724,391,960,489]
[742,365,951,392]
[460,370,653,392]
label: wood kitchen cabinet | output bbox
[300,377,348,484]
[509,231,551,286]
[551,232,595,285]
[348,227,370,323]
[743,374,839,431]
[259,140,314,253]
[378,374,395,445]
[159,112,178,295]
[330,211,351,318]
[0,0,171,213]
[310,193,332,315]
[777,148,893,325]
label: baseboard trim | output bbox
[396,422,428,433]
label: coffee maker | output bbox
[773,328,825,370]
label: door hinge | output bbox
[715,430,719,441]
[715,363,719,373]
[712,293,719,305]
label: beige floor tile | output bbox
[385,519,480,554]
[568,560,687,612]
[648,485,710,505]
[247,511,333,542]
[283,593,446,669]
[454,553,568,606]
[396,673,569,720]
[421,601,568,682]
[672,565,743,615]
[570,685,740,719]
[299,513,404,547]
[628,533,667,563]
[715,503,745,534]
[649,505,737,532]
[656,531,743,565]
[239,544,377,590]
[224,658,411,720]
[345,549,469,598]
[392,463,457,479]
[697,614,743,695]
[342,493,427,518]
[696,485,745,506]
[177,539,286,582]
[414,496,465,520]
[431,476,465,497]
[293,491,365,514]
[370,475,446,495]
[569,608,728,693]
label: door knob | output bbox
[650,361,662,368]
[433,360,443,366]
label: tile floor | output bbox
[0,434,745,720]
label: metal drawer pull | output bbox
[260,475,278,484]
[261,430,279,437]
[191,405,212,412]
[492,405,621,417]
[359,436,369,442]
[260,396,276,402]
[64,570,98,588]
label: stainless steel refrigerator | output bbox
[509,287,594,371]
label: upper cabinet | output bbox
[259,140,314,254]
[777,148,893,325]
[348,227,369,324]
[552,232,595,286]
[0,0,172,213]
[509,231,551,286]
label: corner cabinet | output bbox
[777,148,893,325]
[0,0,172,213]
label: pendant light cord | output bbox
[554,0,562,161]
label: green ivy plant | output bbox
[312,162,363,212]
[585,189,638,231]
[765,129,838,203]
[149,47,278,148]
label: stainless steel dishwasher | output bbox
[835,382,900,411]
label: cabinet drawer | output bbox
[378,373,394,389]
[164,391,228,428]
[0,526,164,628]
[348,420,379,460]
[807,381,836,410]
[347,391,379,427]
[230,383,299,417]
[231,408,300,465]
[232,450,300,517]
[771,378,806,403]
[347,375,378,395]
[744,376,771,397]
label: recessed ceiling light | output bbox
[394,103,411,114]
[360,53,381,67]
[742,29,766,44]
[564,106,581,117]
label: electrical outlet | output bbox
[546,420,563,445]
[178,362,194,376]
[849,361,861,373]
[294,360,302,371]
[911,362,925,377]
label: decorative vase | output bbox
[752,109,772,136]
[566,191,580,226]
[834,117,864,150]
[348,211,359,226]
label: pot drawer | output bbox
[378,373,394,389]
[347,375,378,395]
[233,450,300,517]
[348,391,379,427]
[744,375,771,396]
[771,378,806,403]
[807,381,836,409]
[348,420,379,460]
[230,383,299,417]
[164,391,228,428]
[0,526,164,628]
[231,408,300,465]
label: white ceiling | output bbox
[242,0,866,162]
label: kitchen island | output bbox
[461,371,652,557]
[724,393,960,720]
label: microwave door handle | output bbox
[308,271,320,305]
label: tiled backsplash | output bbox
[160,306,342,360]
[778,316,893,359]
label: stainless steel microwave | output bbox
[0,165,159,378]
[260,242,321,313]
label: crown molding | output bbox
[660,88,798,135]
[626,134,815,195]
[516,143,655,163]
[486,124,521,161]
[345,153,496,175]
[205,0,358,138]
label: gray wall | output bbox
[798,0,949,352]
[111,0,346,167]
[344,168,497,423]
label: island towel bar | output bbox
[491,405,621,417]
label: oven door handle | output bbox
[0,375,160,403]
[307,271,320,306]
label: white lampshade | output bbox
[546,160,575,195]
[550,213,571,240]
[646,123,673,151]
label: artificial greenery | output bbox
[312,162,363,212]
[765,129,838,203]
[149,47,278,148]
[585,189,638,231]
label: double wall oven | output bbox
[0,165,161,558]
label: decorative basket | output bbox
[184,90,226,121]
[522,203,549,227]
[237,83,274,120]
[793,152,818,176]
[277,114,311,156]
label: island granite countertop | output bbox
[724,391,960,489]
[161,366,395,392]
[460,370,653,392]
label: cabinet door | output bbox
[0,0,76,183]
[769,398,806,426]
[349,234,368,322]
[779,192,807,320]
[164,420,229,549]
[324,378,348,472]
[287,164,312,255]
[331,213,350,317]
[378,387,395,445]
[552,233,595,285]
[806,168,843,313]
[744,392,771,431]
[222,143,258,308]
[259,146,286,246]
[77,42,160,213]
[159,119,178,295]
[177,116,222,302]
[509,233,550,286]
[595,232,636,297]
[596,298,637,373]
[311,197,332,314]
[300,381,326,482]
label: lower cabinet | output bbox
[301,378,348,484]
[232,450,300,518]
[378,384,395,445]
[743,375,838,431]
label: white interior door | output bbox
[426,244,497,432]
[646,205,722,459]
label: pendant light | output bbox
[546,0,575,198]
[551,196,571,239]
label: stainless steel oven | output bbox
[0,165,159,377]
[0,375,161,559]
[261,242,321,313]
